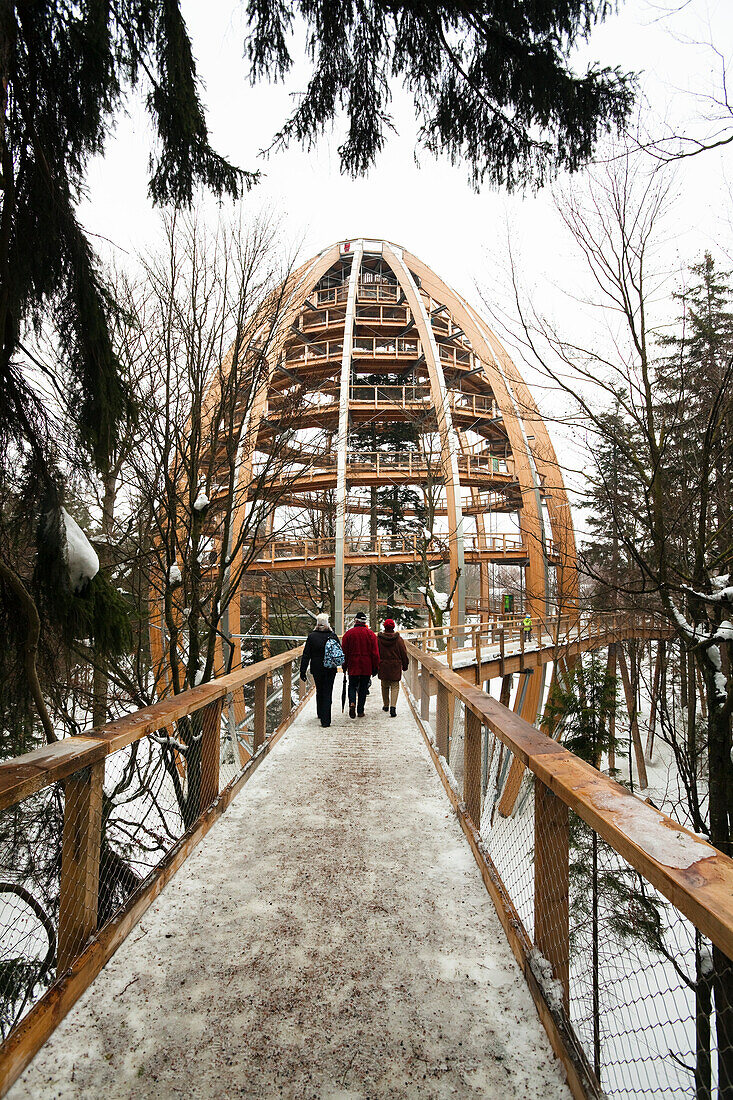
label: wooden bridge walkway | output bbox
[8,696,571,1100]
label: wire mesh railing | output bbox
[0,647,305,1072]
[404,642,733,1099]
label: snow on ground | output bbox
[10,691,571,1100]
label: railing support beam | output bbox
[464,707,482,824]
[199,697,223,811]
[534,780,570,1011]
[58,761,104,972]
[254,674,267,751]
[281,660,292,724]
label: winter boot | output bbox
[382,705,389,712]
[390,706,397,718]
[349,704,356,719]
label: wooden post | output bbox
[420,664,431,721]
[535,780,570,1011]
[199,697,223,811]
[436,683,449,758]
[464,707,482,825]
[58,761,104,972]
[499,628,505,676]
[253,674,267,751]
[410,656,419,697]
[499,673,512,708]
[281,660,292,724]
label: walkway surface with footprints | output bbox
[10,687,571,1100]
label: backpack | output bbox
[323,635,345,669]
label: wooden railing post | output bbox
[464,707,482,824]
[436,683,449,759]
[253,673,267,751]
[420,663,431,721]
[281,660,292,723]
[58,761,104,972]
[410,655,419,697]
[499,628,505,676]
[535,779,570,1011]
[199,696,223,811]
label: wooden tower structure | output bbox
[150,237,578,726]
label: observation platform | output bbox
[8,698,571,1100]
[243,532,537,572]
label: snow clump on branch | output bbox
[61,508,99,592]
[193,489,210,512]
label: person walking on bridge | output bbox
[300,613,344,728]
[342,611,379,719]
[377,619,409,717]
[523,612,532,642]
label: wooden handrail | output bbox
[0,646,303,813]
[405,641,733,962]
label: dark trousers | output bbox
[348,674,370,714]
[313,668,337,726]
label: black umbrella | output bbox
[341,671,347,711]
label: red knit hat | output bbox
[384,618,395,631]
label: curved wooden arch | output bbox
[149,238,578,738]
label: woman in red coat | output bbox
[341,611,380,718]
[377,618,409,716]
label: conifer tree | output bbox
[247,0,635,189]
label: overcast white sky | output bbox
[80,0,733,527]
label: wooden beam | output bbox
[253,674,267,751]
[281,660,292,723]
[199,697,223,812]
[464,707,482,824]
[535,781,570,1010]
[57,762,104,972]
[436,683,449,758]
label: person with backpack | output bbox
[376,618,409,717]
[523,612,532,642]
[300,613,344,728]
[341,610,379,718]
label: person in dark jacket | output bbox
[341,611,379,718]
[377,618,409,717]
[300,613,340,728]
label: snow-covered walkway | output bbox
[10,690,571,1100]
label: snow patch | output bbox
[528,949,565,1015]
[590,789,712,869]
[168,563,182,586]
[193,489,210,512]
[61,508,99,592]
